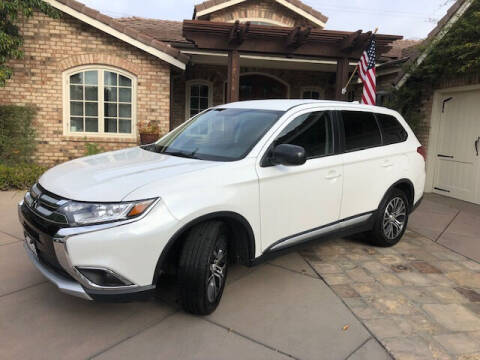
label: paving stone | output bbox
[411,261,442,274]
[393,314,446,336]
[352,282,385,296]
[434,333,480,355]
[350,306,385,320]
[383,336,436,360]
[461,261,480,272]
[423,304,480,331]
[428,286,470,304]
[347,267,376,283]
[364,317,405,339]
[433,251,466,262]
[446,272,480,289]
[362,261,392,274]
[457,354,480,360]
[399,287,438,304]
[397,272,432,286]
[344,297,369,309]
[464,303,480,316]
[392,264,414,273]
[377,254,405,266]
[331,284,360,298]
[455,287,480,303]
[376,273,404,287]
[425,274,456,287]
[268,252,317,277]
[369,294,419,316]
[435,261,467,273]
[322,273,352,285]
[311,262,342,274]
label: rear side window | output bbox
[376,113,408,145]
[341,111,382,151]
[276,111,334,159]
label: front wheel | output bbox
[368,189,409,247]
[178,221,229,315]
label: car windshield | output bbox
[150,108,284,161]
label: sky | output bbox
[77,0,456,39]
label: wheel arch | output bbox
[153,211,256,283]
[381,179,415,212]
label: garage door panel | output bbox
[434,89,480,204]
[434,159,475,201]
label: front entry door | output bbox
[433,89,480,204]
[256,110,343,252]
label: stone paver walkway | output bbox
[300,229,480,360]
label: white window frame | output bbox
[185,80,213,120]
[301,86,324,100]
[62,65,137,138]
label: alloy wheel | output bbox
[382,197,407,240]
[206,239,227,303]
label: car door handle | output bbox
[381,160,393,168]
[325,171,341,180]
[475,137,479,156]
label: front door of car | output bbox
[256,110,343,252]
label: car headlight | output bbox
[59,199,156,226]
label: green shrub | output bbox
[0,163,47,191]
[0,105,37,164]
[84,142,104,156]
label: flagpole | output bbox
[341,28,378,96]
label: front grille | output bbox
[26,184,69,225]
[21,184,74,278]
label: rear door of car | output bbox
[336,109,408,219]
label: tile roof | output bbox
[117,18,189,44]
[51,0,189,64]
[384,39,421,59]
[194,0,328,24]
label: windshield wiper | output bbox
[163,148,199,159]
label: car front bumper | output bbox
[18,199,178,301]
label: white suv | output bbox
[19,100,425,314]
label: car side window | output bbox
[341,111,382,152]
[376,113,408,145]
[275,111,334,159]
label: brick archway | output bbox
[58,53,138,75]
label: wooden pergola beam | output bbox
[339,29,362,51]
[228,20,250,45]
[286,26,312,49]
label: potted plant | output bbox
[138,121,161,145]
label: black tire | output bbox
[368,189,409,247]
[178,221,229,315]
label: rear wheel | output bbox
[368,189,409,247]
[178,221,228,315]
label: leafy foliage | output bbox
[388,0,480,130]
[0,163,47,190]
[0,105,37,164]
[84,142,104,156]
[0,0,59,86]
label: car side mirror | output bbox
[271,144,307,166]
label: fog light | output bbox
[76,267,133,287]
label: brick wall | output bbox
[0,11,171,166]
[171,63,335,128]
[208,0,316,27]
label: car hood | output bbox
[39,147,221,202]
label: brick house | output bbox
[0,0,403,166]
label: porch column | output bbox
[335,57,349,101]
[227,50,240,103]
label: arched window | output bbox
[63,66,136,136]
[186,80,212,119]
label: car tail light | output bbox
[417,146,427,161]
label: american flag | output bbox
[359,36,376,105]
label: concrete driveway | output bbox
[1,190,480,359]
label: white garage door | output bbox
[433,89,480,204]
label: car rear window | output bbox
[376,113,408,145]
[341,111,382,151]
